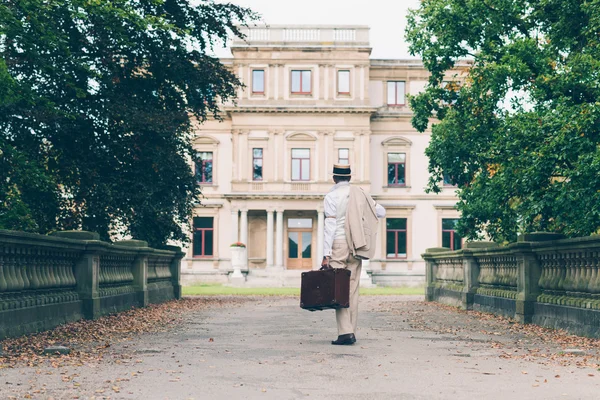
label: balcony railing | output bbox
[233,25,370,47]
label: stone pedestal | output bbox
[229,246,247,286]
[360,260,376,288]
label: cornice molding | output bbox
[224,106,377,114]
[224,193,326,200]
[373,195,459,201]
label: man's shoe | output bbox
[331,333,356,345]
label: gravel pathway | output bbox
[1,295,600,399]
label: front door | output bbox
[287,218,313,269]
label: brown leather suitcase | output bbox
[300,268,351,311]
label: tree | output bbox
[0,0,258,246]
[406,0,600,243]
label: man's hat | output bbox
[332,164,352,177]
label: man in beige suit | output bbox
[322,164,386,345]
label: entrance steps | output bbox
[243,268,305,287]
[232,268,376,288]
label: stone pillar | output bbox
[461,249,478,310]
[514,242,540,324]
[266,209,275,268]
[275,209,284,268]
[240,210,248,245]
[240,210,249,270]
[423,248,449,302]
[75,242,104,320]
[231,209,239,244]
[514,232,565,323]
[132,251,149,307]
[169,249,184,300]
[116,239,152,306]
[317,210,324,269]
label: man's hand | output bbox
[320,256,331,270]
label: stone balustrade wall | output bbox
[476,252,518,300]
[424,234,600,337]
[0,230,183,339]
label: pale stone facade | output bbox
[182,25,466,286]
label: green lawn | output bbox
[182,284,424,296]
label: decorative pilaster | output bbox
[360,65,366,101]
[239,130,249,181]
[323,131,333,182]
[323,64,329,100]
[232,129,240,183]
[273,130,283,182]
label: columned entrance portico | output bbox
[226,197,326,273]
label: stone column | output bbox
[317,210,324,268]
[240,210,248,270]
[275,209,284,268]
[240,210,248,246]
[231,209,239,244]
[266,209,274,268]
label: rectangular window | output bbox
[252,70,265,94]
[443,173,455,186]
[337,70,350,94]
[387,81,406,106]
[252,148,263,181]
[193,217,214,257]
[386,218,407,259]
[442,218,462,250]
[291,148,310,181]
[387,153,406,186]
[338,148,349,165]
[291,70,311,94]
[195,152,213,184]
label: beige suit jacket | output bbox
[344,186,379,259]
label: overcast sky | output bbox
[213,0,422,59]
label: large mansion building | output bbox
[182,25,466,286]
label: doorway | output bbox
[287,218,313,269]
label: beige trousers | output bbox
[330,239,362,335]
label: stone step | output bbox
[235,268,376,288]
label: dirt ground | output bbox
[1,295,600,399]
